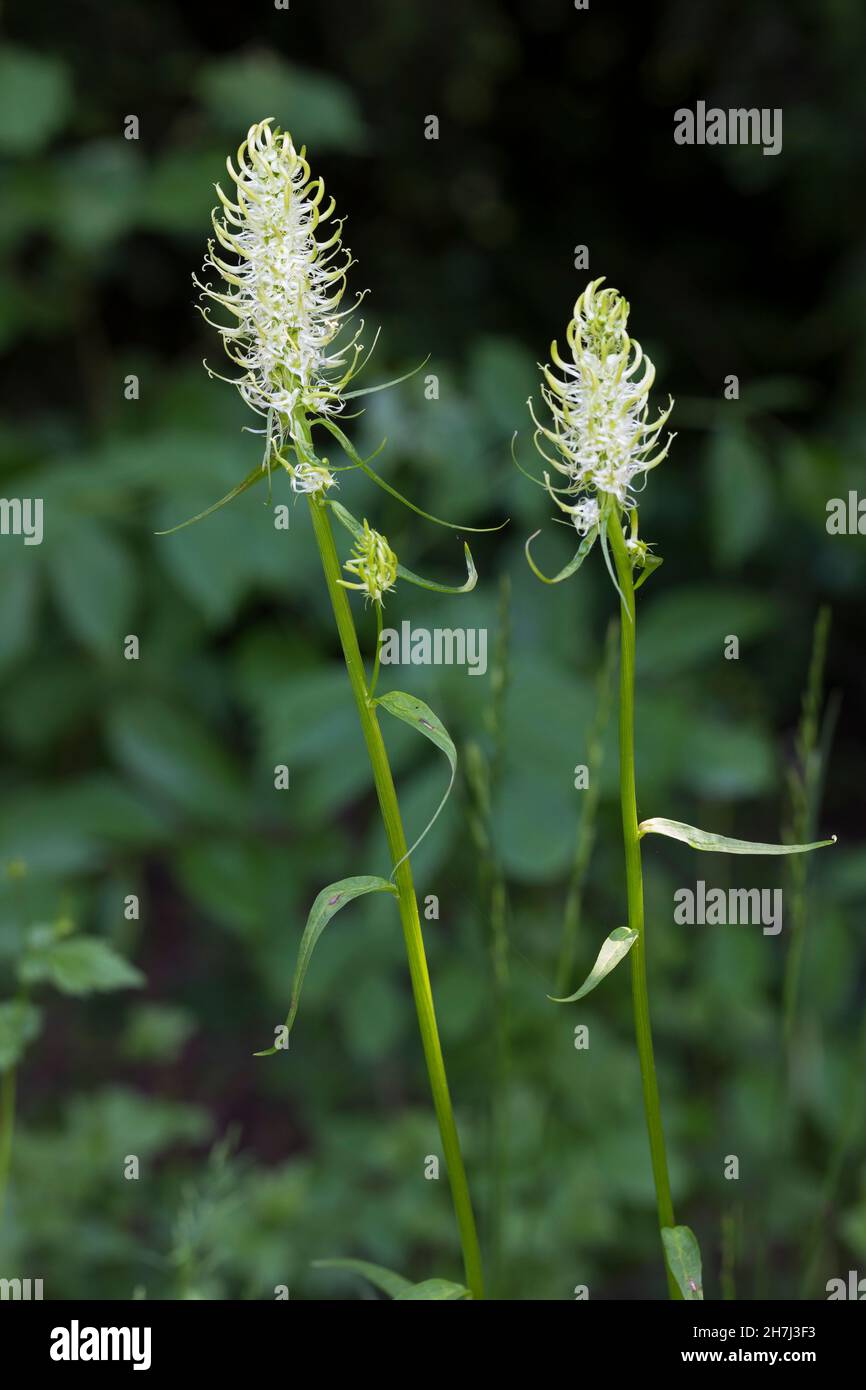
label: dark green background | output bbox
[0,0,863,1299]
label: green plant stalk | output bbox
[555,617,617,996]
[608,518,680,1300]
[307,492,485,1300]
[0,1066,15,1226]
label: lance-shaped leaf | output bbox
[549,926,638,1003]
[313,1258,412,1297]
[329,500,477,594]
[155,462,268,536]
[255,875,397,1056]
[317,416,507,533]
[639,817,836,856]
[375,691,456,876]
[525,525,597,585]
[662,1226,704,1300]
[312,1258,471,1300]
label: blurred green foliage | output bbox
[0,0,864,1299]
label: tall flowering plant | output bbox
[167,120,496,1300]
[520,278,835,1300]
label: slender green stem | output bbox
[307,492,485,1299]
[369,602,383,699]
[608,518,680,1300]
[0,1066,16,1226]
[555,617,617,996]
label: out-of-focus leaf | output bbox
[312,1257,411,1297]
[54,142,144,250]
[18,936,144,996]
[0,1001,42,1069]
[706,427,773,567]
[46,519,137,654]
[196,56,367,151]
[0,549,39,671]
[312,1259,470,1300]
[637,587,777,676]
[121,1004,196,1064]
[0,46,71,153]
[106,697,249,826]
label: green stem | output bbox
[0,1066,16,1227]
[307,493,485,1299]
[608,518,680,1300]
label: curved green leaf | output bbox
[312,1259,470,1300]
[256,875,397,1056]
[155,462,268,535]
[525,526,597,585]
[317,416,507,533]
[639,817,836,855]
[312,1258,412,1298]
[662,1225,704,1300]
[395,1279,472,1300]
[549,926,637,1003]
[375,691,456,877]
[329,500,477,593]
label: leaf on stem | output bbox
[255,875,397,1056]
[155,463,268,535]
[662,1225,704,1300]
[638,817,836,855]
[317,416,507,533]
[525,525,597,585]
[312,1258,470,1299]
[329,500,477,593]
[394,1280,472,1300]
[549,926,637,1003]
[375,691,456,877]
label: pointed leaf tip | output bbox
[639,817,836,855]
[662,1226,704,1300]
[549,926,637,1003]
[258,875,397,1054]
[375,692,456,877]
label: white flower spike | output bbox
[530,277,675,535]
[195,118,365,487]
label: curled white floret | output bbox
[530,277,674,525]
